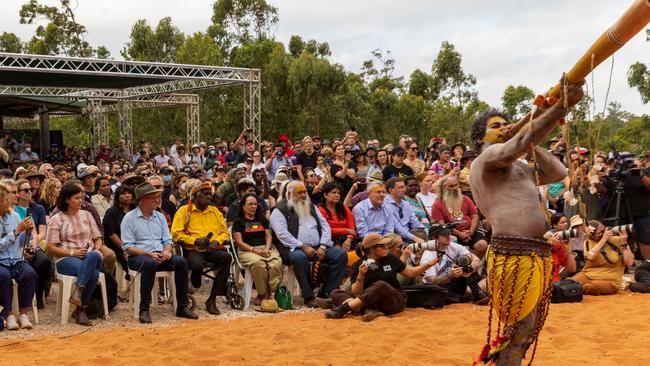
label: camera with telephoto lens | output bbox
[610,224,633,235]
[456,255,473,274]
[408,240,438,252]
[544,229,578,241]
[362,258,379,271]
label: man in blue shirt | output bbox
[353,181,425,244]
[121,182,198,324]
[384,178,426,242]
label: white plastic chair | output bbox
[55,270,108,325]
[283,265,300,297]
[229,226,253,309]
[11,279,38,324]
[114,261,130,295]
[128,269,177,319]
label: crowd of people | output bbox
[0,120,649,331]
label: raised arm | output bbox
[482,79,584,170]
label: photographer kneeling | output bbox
[421,224,488,304]
[325,233,438,322]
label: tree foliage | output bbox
[627,29,650,104]
[0,2,646,153]
[19,0,109,58]
[501,85,534,119]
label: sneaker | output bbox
[6,315,19,330]
[361,309,384,322]
[18,314,33,329]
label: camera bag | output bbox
[551,279,583,303]
[403,284,448,309]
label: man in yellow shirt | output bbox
[172,181,231,315]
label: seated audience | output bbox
[122,182,198,323]
[384,178,426,242]
[325,233,438,321]
[232,193,282,305]
[0,184,37,330]
[270,181,347,307]
[421,224,488,304]
[430,176,487,258]
[171,181,231,315]
[46,183,104,326]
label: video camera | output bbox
[608,143,638,182]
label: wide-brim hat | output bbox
[460,150,478,162]
[25,170,46,182]
[134,182,164,201]
[368,171,384,182]
[570,215,584,228]
[123,173,145,187]
[362,233,393,249]
[253,299,283,313]
[451,142,466,152]
[77,168,96,180]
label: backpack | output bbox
[86,270,118,319]
[274,285,293,310]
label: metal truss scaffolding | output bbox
[0,52,261,152]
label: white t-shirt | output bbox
[421,242,470,280]
[416,192,437,216]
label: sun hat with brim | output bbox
[384,233,403,249]
[368,171,384,182]
[123,173,145,187]
[77,169,97,180]
[460,150,478,163]
[13,166,27,178]
[570,215,584,228]
[451,142,467,152]
[134,182,164,201]
[362,233,393,249]
[76,163,88,174]
[86,165,100,174]
[25,170,46,182]
[253,299,283,313]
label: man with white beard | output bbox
[270,181,347,307]
[431,176,488,258]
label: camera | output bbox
[408,240,438,252]
[456,255,473,274]
[361,258,379,271]
[611,224,633,235]
[275,150,285,158]
[544,229,578,241]
[356,177,367,191]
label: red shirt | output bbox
[430,195,478,231]
[318,205,356,238]
[551,242,569,282]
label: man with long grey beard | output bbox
[270,181,347,307]
[431,176,487,258]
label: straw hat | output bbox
[253,299,282,313]
[569,215,584,228]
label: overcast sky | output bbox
[1,0,648,115]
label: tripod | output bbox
[603,180,634,227]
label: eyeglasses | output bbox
[141,172,151,177]
[409,147,419,151]
[152,184,163,189]
[19,188,33,193]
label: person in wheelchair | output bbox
[232,193,282,305]
[171,181,231,315]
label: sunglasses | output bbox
[19,188,33,193]
[409,147,419,151]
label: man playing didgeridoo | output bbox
[470,76,583,366]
